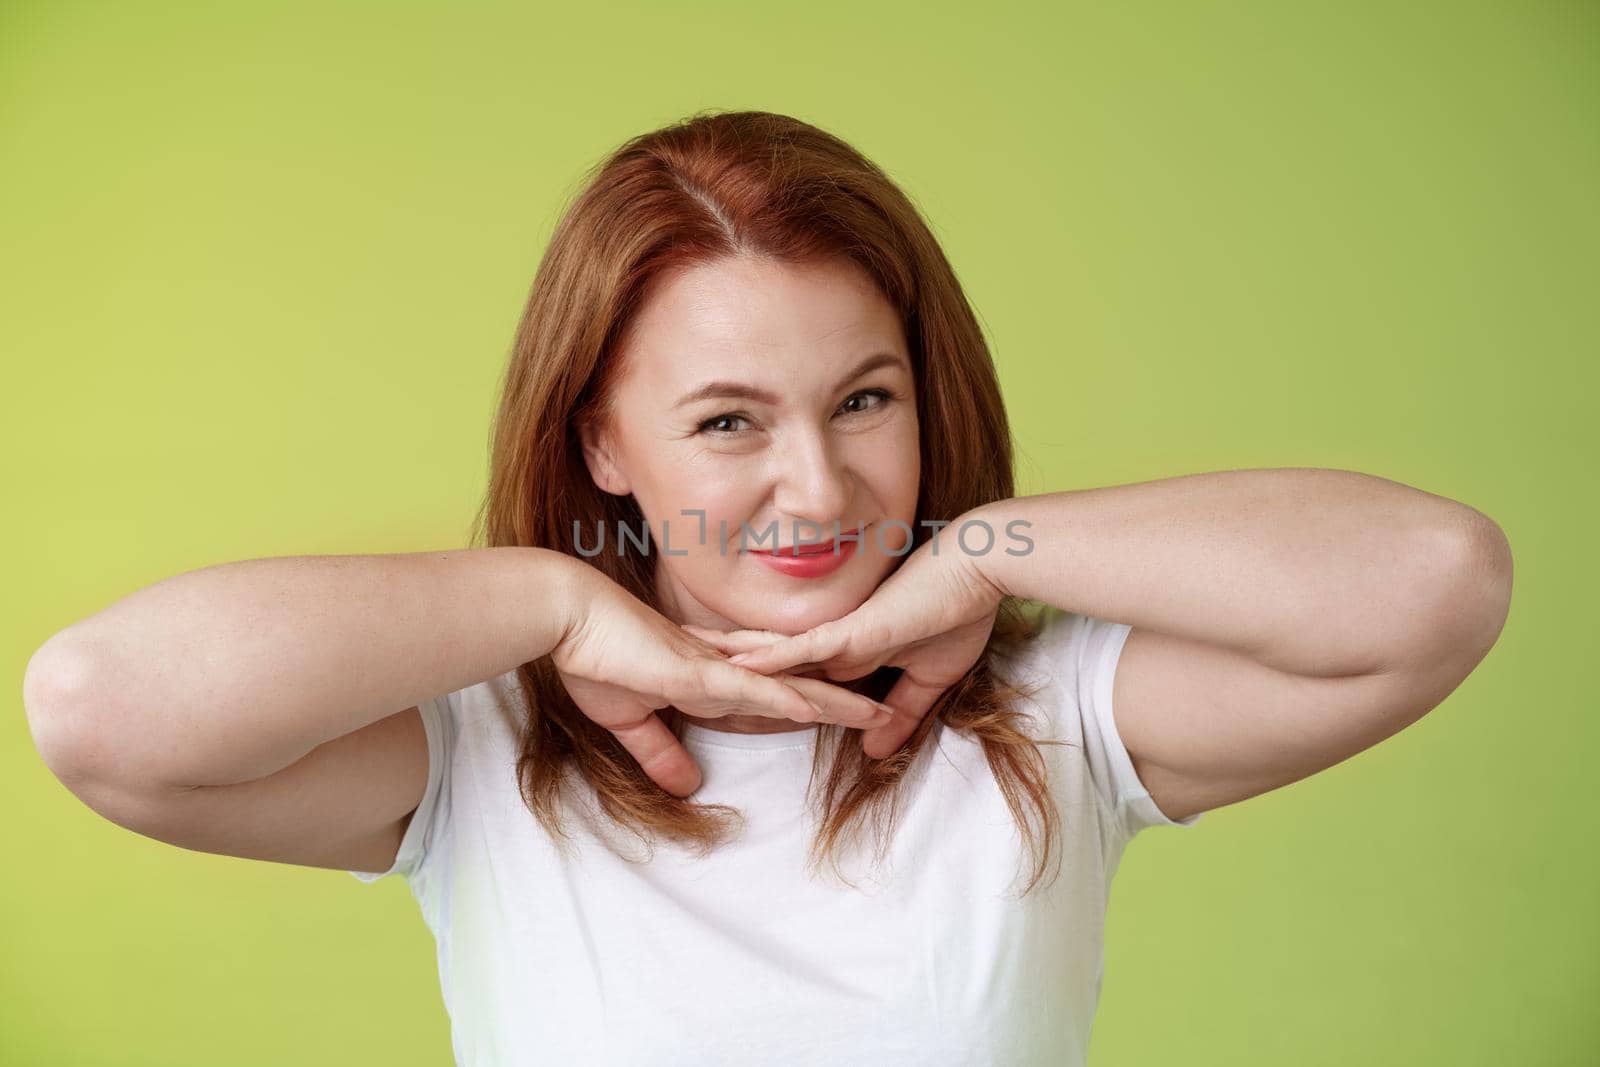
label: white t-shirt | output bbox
[349,607,1201,1065]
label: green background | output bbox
[3,1,1593,1063]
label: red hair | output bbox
[471,109,1061,895]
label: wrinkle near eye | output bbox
[703,388,893,436]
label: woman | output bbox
[23,109,1514,1065]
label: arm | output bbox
[22,548,587,873]
[968,467,1514,821]
[25,546,583,791]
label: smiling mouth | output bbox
[746,523,870,556]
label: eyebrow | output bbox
[672,351,908,409]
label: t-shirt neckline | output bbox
[681,721,821,750]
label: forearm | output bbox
[969,467,1511,678]
[25,547,583,789]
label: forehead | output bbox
[614,255,906,388]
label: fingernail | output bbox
[729,652,751,665]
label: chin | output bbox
[720,588,869,636]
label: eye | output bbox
[837,388,893,416]
[695,389,894,437]
[696,412,753,436]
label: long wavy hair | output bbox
[469,108,1061,897]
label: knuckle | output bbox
[687,655,722,690]
[787,695,819,722]
[838,623,881,660]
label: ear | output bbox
[577,419,631,496]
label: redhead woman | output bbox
[23,110,1513,1066]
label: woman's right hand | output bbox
[549,566,893,796]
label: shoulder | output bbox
[448,668,531,734]
[990,603,1124,704]
[989,602,1197,839]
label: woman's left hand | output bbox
[682,532,1006,758]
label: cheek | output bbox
[900,424,921,500]
[875,421,921,512]
[655,471,764,560]
[622,466,699,552]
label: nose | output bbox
[771,426,853,533]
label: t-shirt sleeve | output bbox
[346,690,454,884]
[1054,608,1203,841]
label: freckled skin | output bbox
[578,254,921,732]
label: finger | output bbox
[679,625,788,656]
[782,674,895,730]
[671,656,823,724]
[861,669,950,759]
[727,623,847,675]
[607,712,704,797]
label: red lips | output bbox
[754,540,844,557]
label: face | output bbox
[579,253,920,636]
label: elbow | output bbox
[23,629,113,787]
[1416,508,1515,667]
[1457,508,1514,649]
